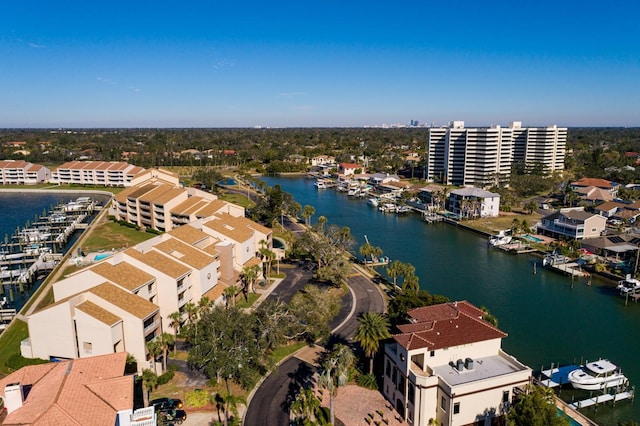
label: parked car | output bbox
[160,408,187,425]
[150,397,183,411]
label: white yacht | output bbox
[314,180,327,189]
[488,230,512,246]
[367,198,379,207]
[616,274,640,295]
[568,359,628,391]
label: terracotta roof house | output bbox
[0,353,154,426]
[338,162,364,176]
[383,301,531,425]
[570,177,620,197]
[536,207,607,240]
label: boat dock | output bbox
[547,262,590,277]
[539,362,635,413]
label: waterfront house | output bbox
[310,155,335,167]
[368,173,400,187]
[446,188,500,219]
[573,185,614,205]
[338,162,364,176]
[570,177,620,198]
[0,353,154,426]
[383,301,531,426]
[536,207,607,240]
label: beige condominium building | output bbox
[22,187,271,374]
[50,160,145,187]
[426,121,566,187]
[383,301,531,426]
[0,160,51,185]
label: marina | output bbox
[0,192,108,315]
[262,175,640,425]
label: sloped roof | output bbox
[89,282,158,320]
[124,248,191,279]
[90,260,155,292]
[152,238,216,270]
[393,301,506,351]
[450,187,499,198]
[571,177,618,189]
[0,353,131,426]
[76,300,122,326]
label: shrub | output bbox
[6,353,49,371]
[156,369,175,385]
[356,373,378,390]
[184,389,209,408]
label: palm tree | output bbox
[290,387,322,424]
[146,340,162,375]
[221,392,246,426]
[140,369,158,407]
[301,204,316,226]
[224,285,238,308]
[318,344,355,426]
[241,264,261,299]
[386,260,405,290]
[402,273,420,293]
[159,332,174,372]
[354,312,391,374]
[258,241,276,281]
[168,311,182,354]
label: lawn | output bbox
[0,320,30,376]
[464,211,542,235]
[81,221,156,252]
[219,192,255,209]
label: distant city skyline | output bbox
[1,1,638,128]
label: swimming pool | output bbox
[94,253,112,261]
[522,234,544,243]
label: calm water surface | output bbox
[262,176,640,424]
[0,192,109,311]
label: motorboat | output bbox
[568,359,628,390]
[542,252,570,267]
[367,198,379,207]
[616,274,640,295]
[24,244,52,256]
[395,205,411,214]
[314,180,327,189]
[378,203,396,213]
[347,187,360,196]
[488,230,512,247]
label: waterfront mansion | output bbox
[383,301,531,426]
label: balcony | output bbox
[144,319,160,335]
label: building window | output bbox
[83,342,92,354]
[385,359,391,378]
[503,390,510,403]
[408,382,415,404]
[148,283,154,292]
[453,402,460,414]
[441,396,446,411]
[430,350,435,357]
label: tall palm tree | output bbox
[301,204,316,226]
[402,273,420,293]
[354,312,391,374]
[140,369,157,407]
[159,332,174,372]
[386,260,405,290]
[146,340,162,375]
[318,344,355,426]
[290,387,322,425]
[224,285,238,308]
[258,240,275,281]
[168,311,182,354]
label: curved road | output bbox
[244,265,385,426]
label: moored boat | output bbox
[616,274,640,295]
[367,198,379,207]
[314,180,327,189]
[488,230,512,246]
[568,359,628,390]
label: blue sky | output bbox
[1,1,638,128]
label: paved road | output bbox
[244,265,385,426]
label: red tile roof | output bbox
[571,177,617,189]
[393,301,506,351]
[0,353,132,426]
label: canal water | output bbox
[262,176,640,424]
[0,191,110,312]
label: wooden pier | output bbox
[546,262,590,277]
[570,390,635,409]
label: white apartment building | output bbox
[0,160,51,185]
[383,301,531,426]
[426,121,566,187]
[50,161,145,187]
[446,187,500,218]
